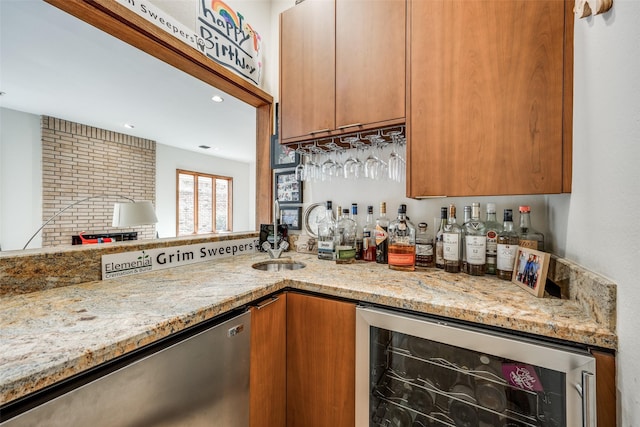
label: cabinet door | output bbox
[335,0,406,130]
[250,294,287,427]
[287,293,355,427]
[407,0,568,197]
[280,0,335,141]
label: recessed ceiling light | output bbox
[211,95,224,103]
[124,123,135,129]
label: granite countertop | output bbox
[0,252,617,405]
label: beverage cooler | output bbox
[355,307,597,427]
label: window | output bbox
[177,169,232,235]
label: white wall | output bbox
[155,143,254,238]
[0,108,42,251]
[548,2,640,424]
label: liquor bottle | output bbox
[435,207,448,269]
[497,209,519,280]
[461,205,472,273]
[362,205,377,262]
[388,204,416,271]
[464,202,487,276]
[518,205,545,251]
[351,203,363,260]
[415,222,435,269]
[375,202,389,264]
[484,203,502,275]
[317,200,336,260]
[336,208,357,264]
[443,204,463,273]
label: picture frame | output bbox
[511,247,550,298]
[280,206,302,230]
[274,170,303,204]
[270,103,300,169]
[270,135,300,169]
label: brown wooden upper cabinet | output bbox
[279,0,406,144]
[407,0,573,197]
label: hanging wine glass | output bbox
[341,136,361,180]
[386,130,403,182]
[364,134,384,179]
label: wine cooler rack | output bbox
[369,333,565,427]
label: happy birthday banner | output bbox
[196,0,262,85]
[114,0,262,86]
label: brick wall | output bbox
[41,116,156,247]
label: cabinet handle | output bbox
[337,123,362,130]
[255,296,279,310]
[309,128,330,134]
[581,371,596,427]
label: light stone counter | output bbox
[0,252,617,406]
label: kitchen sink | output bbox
[251,259,306,271]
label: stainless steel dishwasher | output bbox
[1,310,251,427]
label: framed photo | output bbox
[512,247,550,298]
[275,170,303,204]
[280,206,302,230]
[271,135,300,169]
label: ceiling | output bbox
[0,0,257,163]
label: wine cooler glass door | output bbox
[355,306,596,427]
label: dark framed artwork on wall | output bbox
[280,206,302,230]
[270,102,300,169]
[271,135,299,169]
[274,170,302,204]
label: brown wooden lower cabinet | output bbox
[250,294,287,427]
[593,349,617,427]
[287,292,355,427]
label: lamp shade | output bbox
[112,201,158,227]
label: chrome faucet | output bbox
[262,199,289,258]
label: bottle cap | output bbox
[398,204,407,214]
[351,203,358,214]
[418,222,428,229]
[519,205,531,213]
[367,205,374,214]
[440,207,448,218]
[326,200,332,209]
[503,209,513,222]
[486,203,496,213]
[343,208,349,214]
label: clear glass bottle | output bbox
[317,200,336,260]
[484,202,502,275]
[464,202,486,276]
[388,204,416,271]
[518,205,545,251]
[350,203,363,260]
[415,222,435,269]
[336,208,357,264]
[497,209,519,280]
[375,202,389,264]
[362,205,376,262]
[435,207,448,269]
[443,204,463,273]
[461,205,472,273]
